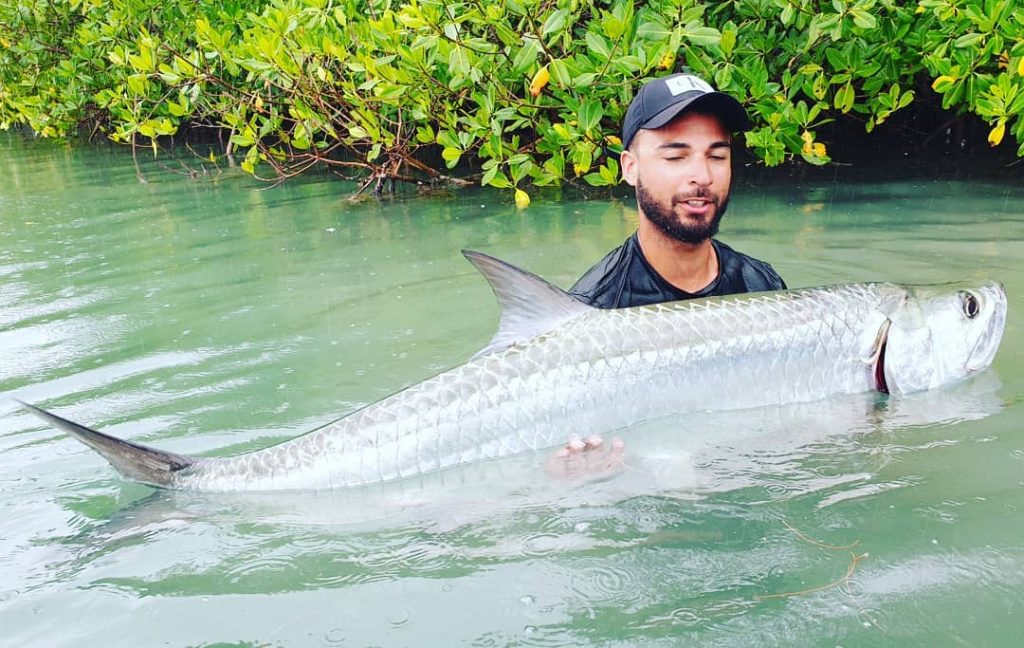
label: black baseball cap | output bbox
[621,73,751,150]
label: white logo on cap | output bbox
[664,75,714,96]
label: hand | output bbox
[546,434,626,482]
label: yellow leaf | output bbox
[801,131,817,154]
[931,75,955,91]
[514,188,531,209]
[658,53,674,70]
[1018,57,1024,77]
[605,135,622,146]
[529,65,550,98]
[812,142,827,156]
[255,95,264,110]
[988,121,1006,146]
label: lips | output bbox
[874,336,889,394]
[675,194,716,216]
[871,319,891,394]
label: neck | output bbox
[636,216,718,293]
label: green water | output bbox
[1,134,1023,646]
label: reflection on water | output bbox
[1,133,1023,646]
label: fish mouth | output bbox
[872,319,892,394]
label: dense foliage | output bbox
[2,0,1022,193]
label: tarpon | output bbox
[18,251,1007,491]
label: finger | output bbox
[584,434,604,449]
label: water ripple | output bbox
[570,564,643,606]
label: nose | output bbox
[687,158,713,186]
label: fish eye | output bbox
[961,292,980,319]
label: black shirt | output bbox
[569,233,786,309]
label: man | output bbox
[550,73,784,476]
[570,72,785,309]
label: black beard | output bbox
[636,180,729,245]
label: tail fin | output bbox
[17,400,197,488]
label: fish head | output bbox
[882,280,1007,394]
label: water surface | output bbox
[1,134,1023,646]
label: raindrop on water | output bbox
[387,609,411,628]
[323,628,346,645]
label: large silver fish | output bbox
[19,251,1007,491]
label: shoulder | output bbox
[568,236,637,308]
[715,240,787,291]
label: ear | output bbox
[620,148,639,187]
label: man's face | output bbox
[621,112,733,245]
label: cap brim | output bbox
[643,92,752,133]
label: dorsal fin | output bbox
[463,250,592,357]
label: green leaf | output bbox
[573,73,597,89]
[572,142,593,176]
[512,38,540,74]
[579,99,603,133]
[780,3,794,27]
[686,27,722,48]
[825,47,848,71]
[637,21,671,41]
[954,33,984,49]
[167,100,188,117]
[126,74,148,96]
[850,9,876,30]
[720,29,737,57]
[834,82,855,113]
[483,166,511,188]
[549,59,571,88]
[601,13,626,40]
[586,31,612,59]
[448,46,470,77]
[542,9,568,37]
[441,146,462,169]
